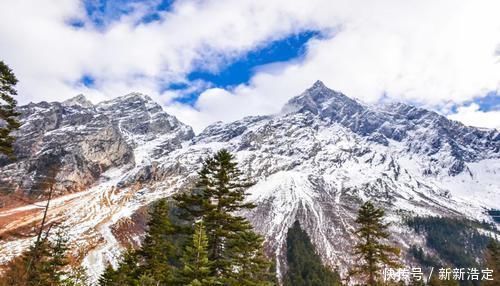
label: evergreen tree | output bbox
[41,227,71,285]
[99,199,177,286]
[0,228,83,286]
[98,265,119,286]
[225,229,274,285]
[100,150,274,285]
[99,250,141,286]
[137,274,159,286]
[405,216,490,268]
[139,199,177,284]
[63,266,90,286]
[351,201,400,286]
[0,60,20,159]
[0,242,48,286]
[178,221,217,285]
[483,239,499,286]
[174,149,274,284]
[427,274,459,286]
[283,221,341,286]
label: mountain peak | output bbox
[62,94,94,108]
[108,92,154,104]
[121,92,153,102]
[311,80,327,89]
[96,92,159,111]
[281,80,362,115]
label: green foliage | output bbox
[63,266,90,286]
[427,274,459,286]
[405,216,492,268]
[178,221,217,285]
[99,250,141,286]
[408,245,441,268]
[224,229,274,286]
[174,149,274,285]
[0,60,20,159]
[283,221,341,286]
[98,265,118,286]
[483,239,500,286]
[101,150,274,285]
[39,228,71,285]
[351,201,401,286]
[140,199,177,284]
[99,199,177,285]
[487,209,500,224]
[0,228,87,286]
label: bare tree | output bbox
[26,162,60,280]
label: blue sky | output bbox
[464,92,500,112]
[1,0,499,131]
[74,0,322,105]
[174,31,320,104]
[79,0,175,27]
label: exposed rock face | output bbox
[283,81,499,175]
[0,83,498,283]
[0,94,193,207]
[96,93,194,152]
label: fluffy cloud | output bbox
[0,0,325,104]
[1,0,499,132]
[448,103,500,129]
[174,0,500,131]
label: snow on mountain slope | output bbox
[0,93,193,206]
[0,81,498,282]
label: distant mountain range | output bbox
[1,81,499,282]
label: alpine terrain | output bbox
[0,81,499,282]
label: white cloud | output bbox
[447,103,500,130]
[0,0,325,104]
[171,0,500,132]
[1,0,499,132]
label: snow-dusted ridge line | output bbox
[0,81,499,283]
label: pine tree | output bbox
[63,266,90,286]
[0,60,20,159]
[225,228,274,286]
[284,221,341,286]
[99,250,141,286]
[0,228,83,286]
[137,274,158,286]
[427,274,459,286]
[178,221,217,285]
[174,149,274,284]
[139,198,177,284]
[0,242,47,286]
[351,201,400,286]
[483,239,499,286]
[98,265,118,286]
[41,227,71,285]
[99,199,177,286]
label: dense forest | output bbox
[488,210,500,224]
[283,221,341,286]
[405,216,495,268]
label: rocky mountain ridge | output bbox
[0,81,498,282]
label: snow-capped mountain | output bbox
[0,92,193,203]
[0,81,499,282]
